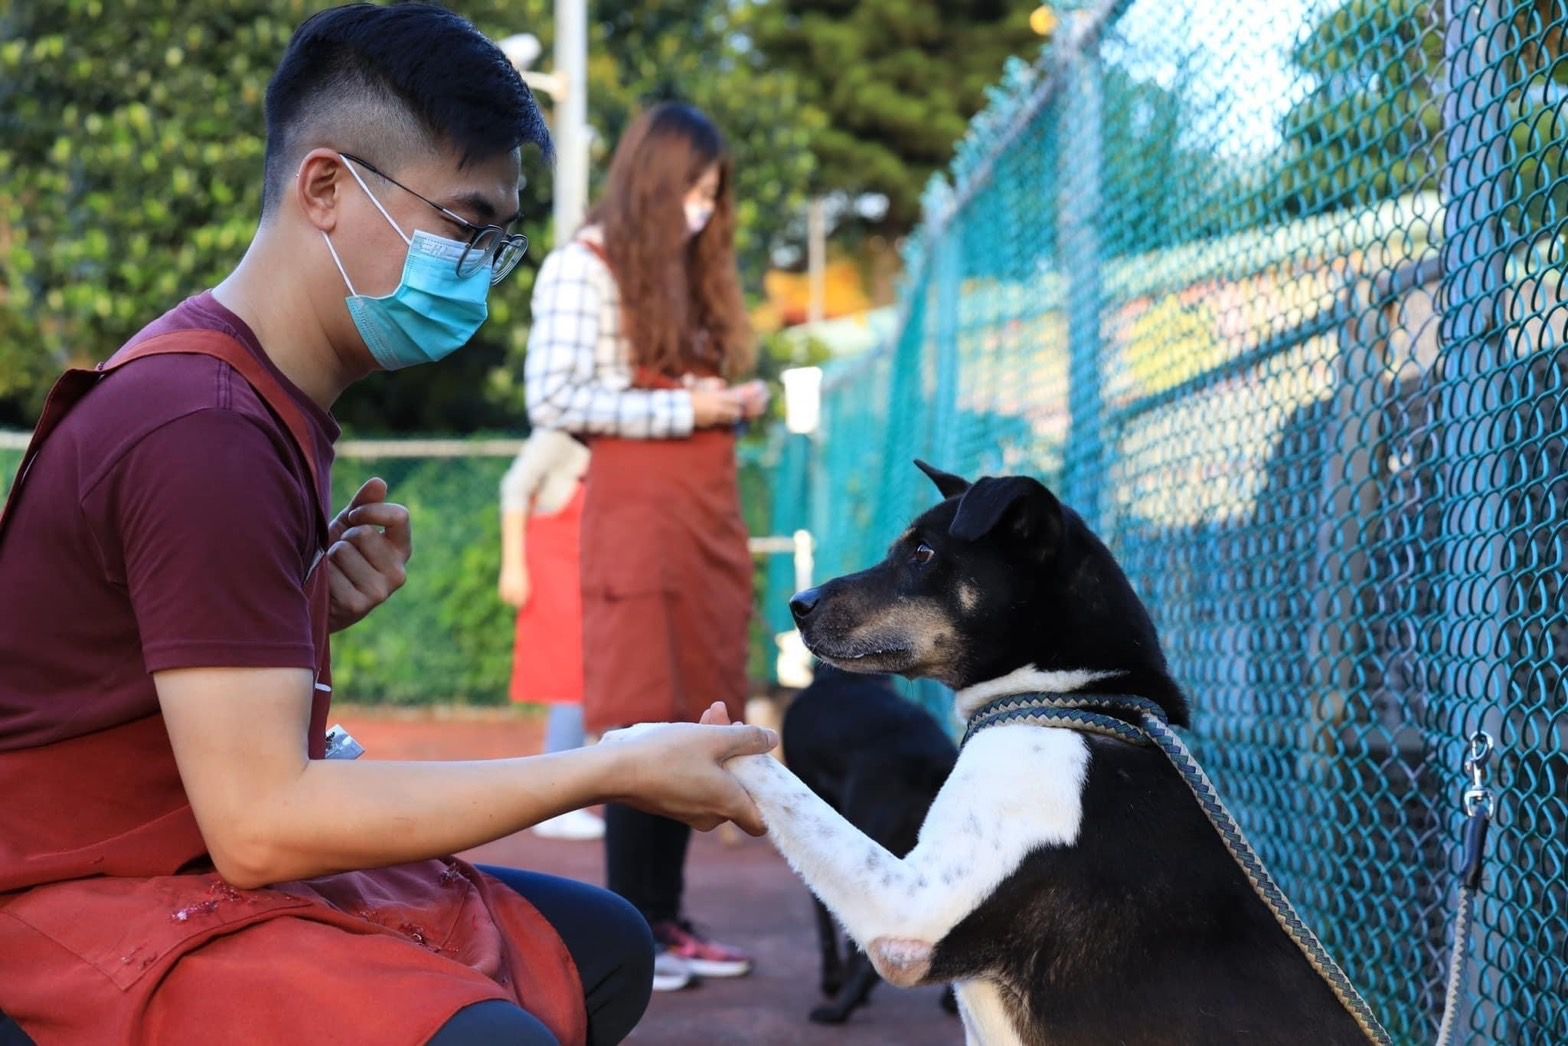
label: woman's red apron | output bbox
[572,341,750,735]
[0,331,585,1046]
[510,483,586,706]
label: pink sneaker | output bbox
[651,919,753,977]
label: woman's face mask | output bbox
[684,201,715,236]
[321,156,491,371]
[683,163,722,240]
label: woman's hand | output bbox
[691,387,744,428]
[733,380,771,420]
[498,562,531,608]
[600,707,777,834]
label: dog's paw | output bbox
[809,1003,852,1025]
[867,937,933,988]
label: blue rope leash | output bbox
[962,692,1394,1046]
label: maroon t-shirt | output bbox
[0,292,339,750]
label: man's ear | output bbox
[914,459,971,500]
[296,149,349,233]
[949,476,1062,549]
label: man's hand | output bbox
[600,707,777,834]
[327,477,413,632]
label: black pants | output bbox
[0,867,652,1046]
[603,803,691,925]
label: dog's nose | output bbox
[790,587,822,621]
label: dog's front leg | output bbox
[726,752,939,984]
[728,725,1090,1003]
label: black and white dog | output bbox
[723,462,1371,1045]
[782,664,958,1024]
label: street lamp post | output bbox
[500,0,589,242]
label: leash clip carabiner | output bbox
[1462,731,1494,818]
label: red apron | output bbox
[0,331,585,1045]
[573,239,752,733]
[510,483,586,706]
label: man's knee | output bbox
[474,866,653,1043]
[0,1012,36,1046]
[424,1000,558,1046]
[594,886,656,985]
[559,885,652,1045]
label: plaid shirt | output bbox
[524,228,695,439]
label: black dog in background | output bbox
[782,664,959,1025]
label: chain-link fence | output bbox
[766,1,1566,1042]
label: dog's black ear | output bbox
[914,460,970,500]
[949,476,1062,548]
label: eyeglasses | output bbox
[339,153,528,285]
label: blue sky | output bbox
[1108,0,1321,158]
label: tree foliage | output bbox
[1277,0,1568,235]
[0,0,814,431]
[749,0,1042,235]
[1277,0,1446,215]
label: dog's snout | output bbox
[790,587,823,622]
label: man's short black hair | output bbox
[261,2,550,215]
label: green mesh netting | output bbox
[765,1,1567,1042]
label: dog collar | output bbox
[960,692,1167,750]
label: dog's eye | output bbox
[911,543,936,566]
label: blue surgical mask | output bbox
[322,158,491,370]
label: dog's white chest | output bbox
[897,725,1090,941]
[729,724,1090,949]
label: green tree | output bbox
[1277,0,1445,215]
[0,1,814,431]
[749,0,1043,235]
[590,0,819,279]
[486,0,820,418]
[1277,0,1568,232]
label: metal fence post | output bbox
[1058,13,1106,532]
[1439,0,1514,1039]
[932,232,963,470]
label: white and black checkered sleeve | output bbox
[524,246,695,439]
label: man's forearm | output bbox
[158,668,771,889]
[226,744,628,888]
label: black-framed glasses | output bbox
[340,152,528,285]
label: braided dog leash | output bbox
[1435,731,1494,1046]
[962,693,1395,1046]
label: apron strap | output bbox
[102,331,338,752]
[579,236,613,271]
[1,329,330,551]
[0,369,100,546]
[102,330,325,501]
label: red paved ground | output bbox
[334,707,961,1045]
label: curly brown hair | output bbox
[587,103,754,380]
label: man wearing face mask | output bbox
[0,6,776,1046]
